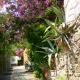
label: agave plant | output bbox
[25,5,65,68]
[36,39,57,67]
[41,14,80,69]
[44,18,78,50]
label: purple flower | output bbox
[13,11,20,17]
[18,0,24,5]
[34,0,39,5]
[16,48,20,56]
[32,10,35,17]
[29,0,32,3]
[16,48,23,56]
[44,0,49,6]
[28,2,32,8]
[0,0,51,19]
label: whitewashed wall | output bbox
[64,0,80,23]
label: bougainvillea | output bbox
[0,0,52,19]
[16,48,23,56]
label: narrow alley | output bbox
[0,65,38,80]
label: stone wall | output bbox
[49,20,80,80]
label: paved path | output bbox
[0,65,38,80]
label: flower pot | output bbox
[43,67,49,80]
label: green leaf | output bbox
[41,47,54,53]
[52,6,63,22]
[47,40,56,53]
[48,54,52,66]
[45,19,61,34]
[44,26,51,33]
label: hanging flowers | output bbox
[0,0,52,19]
[16,48,23,56]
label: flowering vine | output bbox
[0,0,52,19]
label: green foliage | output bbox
[0,14,6,24]
[0,2,65,79]
[24,5,64,79]
[45,6,64,24]
[33,64,44,79]
[25,22,47,63]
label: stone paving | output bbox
[0,65,39,80]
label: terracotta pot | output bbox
[50,55,56,70]
[43,68,49,80]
